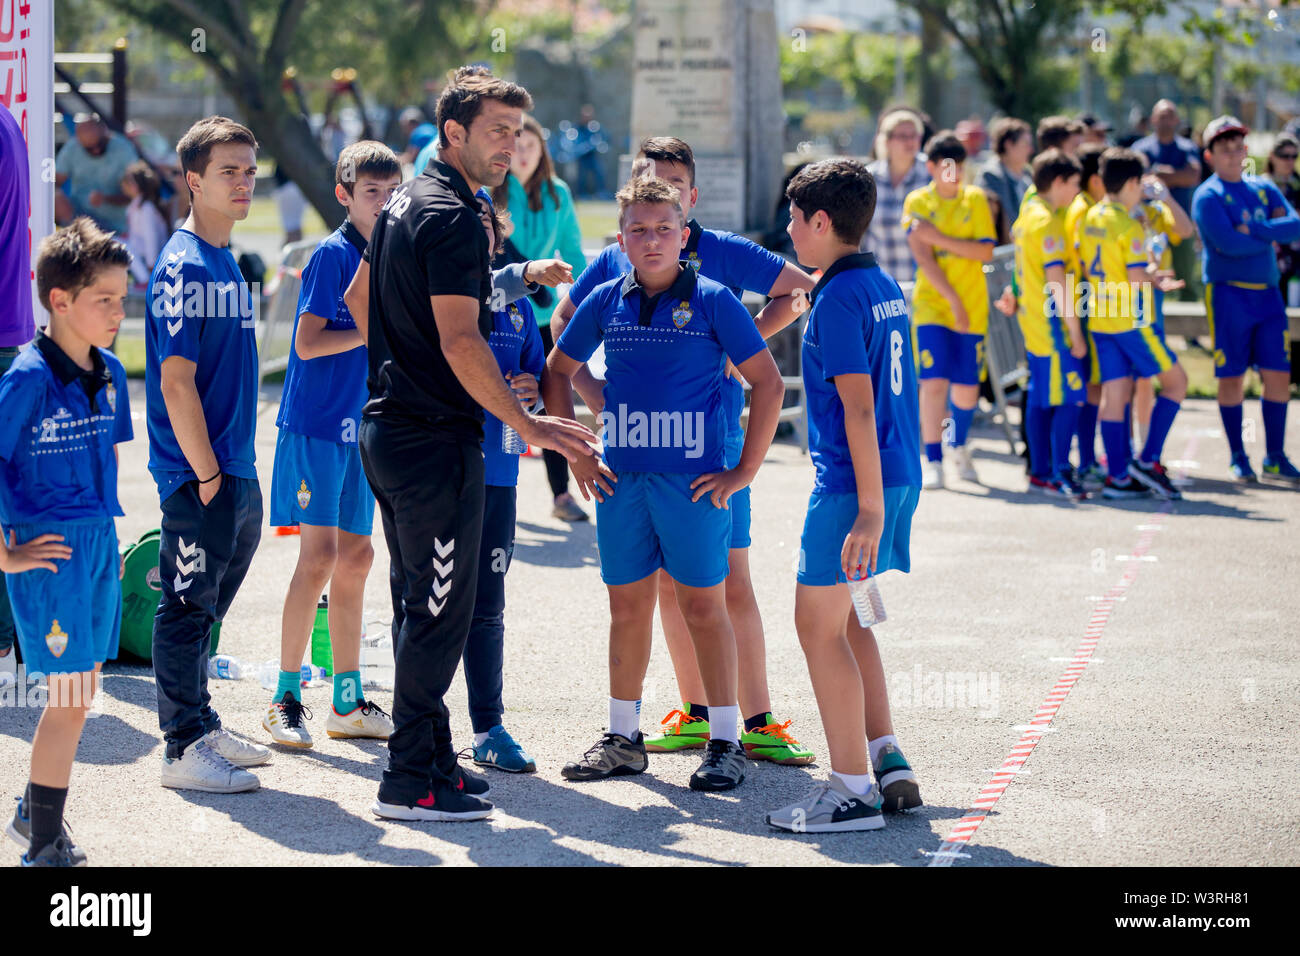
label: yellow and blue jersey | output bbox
[901,183,997,334]
[1064,191,1096,279]
[1012,195,1071,357]
[1079,201,1149,334]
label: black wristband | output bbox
[199,471,221,484]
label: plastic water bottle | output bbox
[501,423,527,455]
[360,641,395,691]
[257,660,280,692]
[848,570,887,629]
[207,655,246,680]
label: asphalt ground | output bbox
[1,387,1297,867]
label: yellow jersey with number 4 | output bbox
[1079,200,1149,334]
[1012,195,1070,357]
[901,183,997,334]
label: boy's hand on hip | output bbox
[690,467,751,509]
[0,530,73,574]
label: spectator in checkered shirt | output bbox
[860,109,930,284]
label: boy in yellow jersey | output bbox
[903,131,997,489]
[1065,143,1107,489]
[1078,148,1188,500]
[1012,150,1089,498]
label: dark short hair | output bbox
[176,116,258,184]
[637,137,696,186]
[615,176,684,228]
[435,65,532,149]
[1031,149,1082,193]
[36,217,131,312]
[1037,115,1084,151]
[1076,142,1106,186]
[924,131,967,166]
[1099,147,1145,195]
[785,158,876,246]
[335,140,401,194]
[990,117,1031,156]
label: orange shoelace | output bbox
[659,708,703,734]
[752,719,798,744]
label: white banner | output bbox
[1,0,54,327]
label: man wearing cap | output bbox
[1134,100,1202,299]
[1192,115,1300,483]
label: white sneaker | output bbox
[326,700,394,740]
[0,647,15,690]
[263,692,313,748]
[161,740,260,793]
[921,458,944,490]
[203,727,271,767]
[950,445,979,483]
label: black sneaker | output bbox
[371,781,493,822]
[1128,460,1182,500]
[689,739,747,792]
[21,834,87,867]
[451,753,491,796]
[1051,476,1088,500]
[1101,475,1151,499]
[561,731,649,781]
[6,796,87,864]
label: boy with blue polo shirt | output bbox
[551,137,819,766]
[767,159,923,832]
[147,116,272,792]
[1191,116,1300,482]
[262,141,401,749]
[1,219,132,865]
[544,176,785,792]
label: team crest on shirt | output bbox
[672,300,694,328]
[297,480,311,509]
[45,620,68,658]
[1043,235,1061,253]
[1130,238,1144,255]
[105,383,117,414]
[685,251,701,272]
[508,303,524,332]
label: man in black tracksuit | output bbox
[345,66,594,821]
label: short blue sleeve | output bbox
[566,245,619,309]
[297,241,346,322]
[555,286,607,363]
[519,305,546,378]
[152,258,209,364]
[0,366,40,462]
[709,231,787,295]
[110,359,133,445]
[815,287,871,381]
[708,287,766,367]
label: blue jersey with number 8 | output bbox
[801,253,921,493]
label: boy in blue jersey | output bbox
[551,137,820,766]
[766,159,924,832]
[0,220,132,865]
[543,176,785,792]
[263,142,401,748]
[146,117,271,793]
[1191,116,1300,482]
[463,190,547,773]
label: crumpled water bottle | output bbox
[501,423,527,455]
[848,570,887,629]
[207,655,245,680]
[1146,232,1168,264]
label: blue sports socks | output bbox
[1262,398,1288,459]
[1140,395,1180,464]
[1101,419,1131,480]
[1220,403,1245,458]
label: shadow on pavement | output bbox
[512,520,599,569]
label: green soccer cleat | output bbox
[644,708,710,752]
[741,716,815,765]
[1262,454,1300,484]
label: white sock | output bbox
[833,771,874,796]
[708,704,739,745]
[869,734,900,766]
[609,697,641,739]
[474,732,490,747]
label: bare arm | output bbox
[344,259,370,346]
[909,231,970,330]
[294,311,363,360]
[752,261,816,340]
[834,372,886,577]
[910,219,995,262]
[1158,159,1201,189]
[160,356,221,503]
[543,348,615,500]
[1045,262,1085,358]
[548,291,605,411]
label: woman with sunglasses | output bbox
[1265,133,1300,306]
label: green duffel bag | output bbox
[117,529,220,662]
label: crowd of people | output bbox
[0,67,1297,864]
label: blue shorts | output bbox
[1090,327,1177,383]
[1027,351,1086,408]
[729,486,751,549]
[797,485,918,586]
[269,430,375,536]
[4,519,120,675]
[916,325,984,386]
[1206,282,1290,378]
[595,471,731,588]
